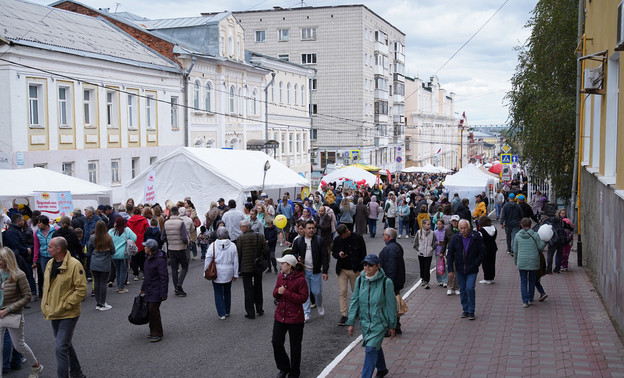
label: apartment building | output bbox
[404,76,458,169]
[230,5,406,176]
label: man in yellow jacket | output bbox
[472,194,487,220]
[41,237,87,378]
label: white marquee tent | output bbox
[125,147,309,215]
[318,166,378,190]
[443,164,499,211]
[402,163,452,174]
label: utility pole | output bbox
[264,71,276,154]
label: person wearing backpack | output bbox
[500,193,523,256]
[544,212,568,274]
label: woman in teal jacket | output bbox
[512,218,545,307]
[108,216,137,294]
[346,254,397,378]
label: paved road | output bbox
[12,226,424,378]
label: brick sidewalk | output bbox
[321,230,624,378]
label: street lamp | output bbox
[458,119,465,168]
[262,160,271,193]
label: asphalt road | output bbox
[13,226,425,378]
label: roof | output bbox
[0,0,180,72]
[0,168,112,197]
[137,13,229,30]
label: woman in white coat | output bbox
[205,227,239,319]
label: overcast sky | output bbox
[35,0,538,125]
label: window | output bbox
[296,133,300,153]
[271,83,275,103]
[131,157,139,179]
[311,104,317,114]
[146,94,156,129]
[83,89,95,127]
[294,84,298,105]
[289,133,293,153]
[301,85,306,106]
[111,159,120,185]
[238,87,243,115]
[33,163,47,169]
[311,79,317,90]
[229,86,235,114]
[278,54,290,61]
[171,96,179,129]
[301,53,317,64]
[62,162,74,177]
[281,133,285,153]
[255,30,266,42]
[279,82,283,103]
[205,82,212,112]
[106,91,118,128]
[220,36,225,55]
[87,161,98,184]
[127,93,138,129]
[375,101,388,115]
[28,83,43,127]
[286,83,291,104]
[58,86,71,127]
[228,34,233,56]
[150,156,157,165]
[253,89,258,115]
[193,80,200,110]
[278,29,289,41]
[301,28,317,40]
[245,86,250,114]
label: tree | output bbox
[506,0,578,202]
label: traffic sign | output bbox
[396,156,402,163]
[501,154,512,164]
[501,166,512,181]
[501,144,512,153]
[512,155,518,163]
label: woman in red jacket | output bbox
[272,254,308,378]
[127,207,149,281]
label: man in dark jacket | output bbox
[4,214,36,295]
[70,209,86,234]
[291,220,328,322]
[455,198,472,226]
[500,193,524,255]
[379,227,406,334]
[331,224,367,326]
[237,219,269,319]
[315,206,333,252]
[516,195,538,223]
[447,219,486,320]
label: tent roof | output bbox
[345,163,381,172]
[443,164,498,187]
[402,163,452,174]
[0,168,112,197]
[321,166,377,187]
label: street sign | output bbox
[501,154,512,164]
[501,166,512,181]
[512,155,518,163]
[350,150,360,160]
[501,144,512,153]
[396,156,402,163]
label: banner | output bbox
[34,191,74,219]
[144,170,157,204]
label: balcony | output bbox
[375,114,388,123]
[374,65,387,76]
[374,89,388,100]
[393,115,405,125]
[394,51,405,63]
[392,94,404,103]
[374,41,389,55]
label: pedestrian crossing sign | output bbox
[501,154,512,164]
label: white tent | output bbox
[0,168,112,211]
[125,147,309,215]
[443,164,498,211]
[402,163,452,174]
[319,166,378,190]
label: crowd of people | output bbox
[0,169,575,378]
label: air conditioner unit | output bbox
[336,152,343,158]
[617,1,624,50]
[583,66,603,92]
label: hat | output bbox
[362,254,380,265]
[97,204,107,211]
[276,254,298,268]
[508,193,516,199]
[103,205,112,211]
[516,194,525,201]
[218,198,225,202]
[260,192,268,197]
[450,215,460,221]
[475,194,483,199]
[142,239,159,251]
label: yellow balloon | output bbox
[275,214,288,229]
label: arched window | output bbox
[253,88,258,115]
[279,82,283,103]
[230,137,241,150]
[193,80,200,110]
[301,85,305,106]
[229,85,235,114]
[271,84,275,103]
[238,87,243,115]
[205,82,212,111]
[286,83,291,104]
[206,139,215,148]
[245,86,250,115]
[294,84,298,105]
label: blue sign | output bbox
[396,156,402,163]
[16,152,24,166]
[512,155,518,163]
[501,154,511,164]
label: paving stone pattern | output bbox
[324,230,624,378]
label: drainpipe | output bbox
[265,71,276,154]
[309,70,317,181]
[183,57,196,147]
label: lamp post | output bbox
[264,72,276,154]
[458,119,465,169]
[262,160,271,194]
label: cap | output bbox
[516,194,525,201]
[508,193,516,199]
[142,239,159,251]
[97,205,107,211]
[260,192,268,197]
[276,254,298,268]
[450,215,460,221]
[218,198,225,202]
[475,194,483,199]
[362,254,380,265]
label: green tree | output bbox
[506,0,578,202]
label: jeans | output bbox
[368,218,377,237]
[272,320,304,377]
[398,218,409,237]
[495,203,503,219]
[20,256,37,296]
[37,255,51,296]
[535,276,545,295]
[547,244,563,273]
[112,259,127,289]
[338,269,359,317]
[505,226,520,252]
[190,242,198,258]
[51,317,82,378]
[519,270,537,304]
[242,271,263,316]
[561,243,571,269]
[362,346,387,378]
[2,329,23,372]
[200,244,208,259]
[456,272,477,314]
[303,270,323,317]
[418,255,432,284]
[169,250,188,288]
[212,281,232,317]
[92,270,109,305]
[148,302,163,338]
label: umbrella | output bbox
[488,162,503,174]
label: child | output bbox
[413,219,436,289]
[433,219,447,287]
[264,217,278,274]
[143,218,162,248]
[197,225,209,260]
[416,204,430,230]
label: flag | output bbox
[376,172,380,186]
[436,148,441,154]
[462,111,467,124]
[386,169,392,183]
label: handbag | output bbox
[124,230,138,257]
[396,294,409,317]
[254,234,268,272]
[128,295,150,325]
[0,313,21,329]
[204,244,218,280]
[436,255,446,276]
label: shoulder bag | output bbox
[529,234,547,278]
[124,229,138,258]
[254,234,268,272]
[204,244,218,280]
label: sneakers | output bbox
[523,303,529,308]
[317,306,325,316]
[397,235,401,239]
[108,282,113,287]
[133,275,139,281]
[149,336,161,342]
[468,313,476,320]
[117,288,129,294]
[218,316,226,320]
[304,314,311,323]
[424,284,430,290]
[28,363,43,378]
[338,316,347,326]
[455,290,461,295]
[96,303,112,311]
[538,293,548,302]
[310,303,317,309]
[447,290,453,295]
[175,286,187,297]
[461,312,469,318]
[443,283,447,288]
[479,280,493,284]
[87,277,93,282]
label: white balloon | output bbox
[538,224,553,242]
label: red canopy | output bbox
[489,162,503,174]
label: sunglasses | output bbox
[362,262,376,267]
